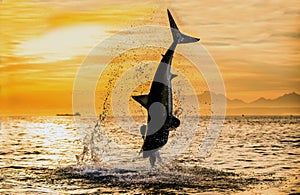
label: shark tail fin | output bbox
[167,9,200,44]
[132,95,149,108]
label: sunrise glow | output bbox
[1,0,299,116]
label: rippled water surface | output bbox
[0,116,299,194]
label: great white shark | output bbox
[132,9,200,167]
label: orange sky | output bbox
[0,0,299,116]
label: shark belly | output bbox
[142,69,174,155]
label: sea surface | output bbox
[0,116,299,194]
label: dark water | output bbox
[0,116,299,194]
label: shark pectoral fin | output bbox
[140,125,147,139]
[132,95,149,108]
[170,116,180,129]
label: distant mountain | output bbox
[197,91,300,107]
[195,91,300,115]
[249,92,300,107]
[227,98,247,107]
[197,91,225,105]
[196,91,248,107]
[251,97,270,104]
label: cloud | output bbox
[15,24,109,63]
[32,0,157,11]
[271,32,300,39]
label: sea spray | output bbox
[75,58,123,165]
[75,49,155,166]
[74,47,200,169]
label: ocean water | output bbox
[0,116,299,194]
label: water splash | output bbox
[75,56,121,165]
[74,60,190,168]
[76,120,109,165]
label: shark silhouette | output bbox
[132,9,200,167]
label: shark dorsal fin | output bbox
[171,74,178,80]
[132,95,149,108]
